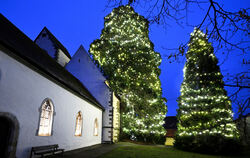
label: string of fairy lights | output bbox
[176,28,239,141]
[122,111,166,135]
[89,4,240,145]
[89,5,166,138]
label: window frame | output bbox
[94,118,98,136]
[74,111,83,137]
[37,98,55,136]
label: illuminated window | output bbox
[38,99,54,136]
[75,111,83,136]
[94,118,98,136]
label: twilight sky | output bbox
[1,0,249,118]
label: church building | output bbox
[0,14,120,158]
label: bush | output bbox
[135,133,165,144]
[120,131,165,144]
[174,134,242,154]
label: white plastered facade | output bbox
[0,47,102,158]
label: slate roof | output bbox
[34,27,71,59]
[163,116,178,129]
[0,14,104,110]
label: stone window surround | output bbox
[36,98,55,136]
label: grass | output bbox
[98,142,249,158]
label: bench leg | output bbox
[29,152,33,158]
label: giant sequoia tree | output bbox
[175,28,239,153]
[89,5,166,141]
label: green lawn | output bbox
[98,142,249,158]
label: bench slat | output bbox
[30,144,64,158]
[32,144,58,151]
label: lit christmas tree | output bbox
[175,28,240,153]
[89,5,166,142]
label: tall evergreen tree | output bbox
[89,5,166,141]
[175,28,239,153]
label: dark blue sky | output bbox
[1,0,249,118]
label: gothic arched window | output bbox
[38,99,54,136]
[75,111,83,136]
[94,118,98,136]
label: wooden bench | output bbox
[30,144,64,158]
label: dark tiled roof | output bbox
[0,14,104,110]
[34,27,71,59]
[163,116,178,129]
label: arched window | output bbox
[75,111,83,136]
[38,99,54,136]
[94,118,98,136]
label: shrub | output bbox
[174,134,242,154]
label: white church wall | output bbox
[0,49,102,158]
[66,46,113,142]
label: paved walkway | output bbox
[60,143,120,158]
